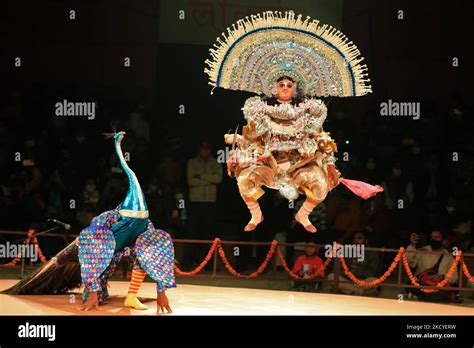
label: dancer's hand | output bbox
[327,164,340,188]
[227,160,238,173]
[79,291,100,311]
[157,292,172,314]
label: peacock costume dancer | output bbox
[4,131,176,313]
[205,11,383,232]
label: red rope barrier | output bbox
[462,261,474,284]
[402,250,462,293]
[217,240,278,278]
[339,246,404,288]
[4,232,470,294]
[174,238,220,275]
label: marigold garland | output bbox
[4,231,472,294]
[217,240,278,278]
[339,246,404,287]
[402,250,462,293]
[30,232,47,263]
[174,238,220,276]
[461,261,474,284]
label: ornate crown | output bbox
[205,11,372,97]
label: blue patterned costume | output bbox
[3,132,176,304]
[78,132,176,302]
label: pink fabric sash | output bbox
[340,178,384,200]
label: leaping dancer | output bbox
[205,11,383,233]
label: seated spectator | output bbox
[360,192,391,247]
[406,230,460,302]
[438,196,464,232]
[326,191,364,243]
[291,240,324,292]
[327,230,380,296]
[83,178,99,206]
[45,169,65,218]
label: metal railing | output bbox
[1,230,473,293]
[172,239,474,292]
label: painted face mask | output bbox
[276,78,295,101]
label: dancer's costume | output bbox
[204,11,383,231]
[4,132,176,308]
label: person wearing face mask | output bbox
[406,230,459,302]
[327,230,380,296]
[366,158,376,171]
[381,162,414,210]
[83,178,99,206]
[437,196,462,233]
[360,157,380,184]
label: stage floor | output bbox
[1,279,473,315]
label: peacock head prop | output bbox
[112,131,149,219]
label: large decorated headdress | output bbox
[205,11,372,97]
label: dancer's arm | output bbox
[242,97,268,138]
[327,164,341,188]
[302,98,327,117]
[302,98,327,133]
[314,128,340,187]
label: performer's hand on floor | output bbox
[79,291,100,311]
[157,292,172,314]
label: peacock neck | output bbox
[114,136,148,217]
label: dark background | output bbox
[1,0,473,269]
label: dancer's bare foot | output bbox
[295,212,317,233]
[244,215,264,232]
[79,291,100,311]
[157,292,172,314]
